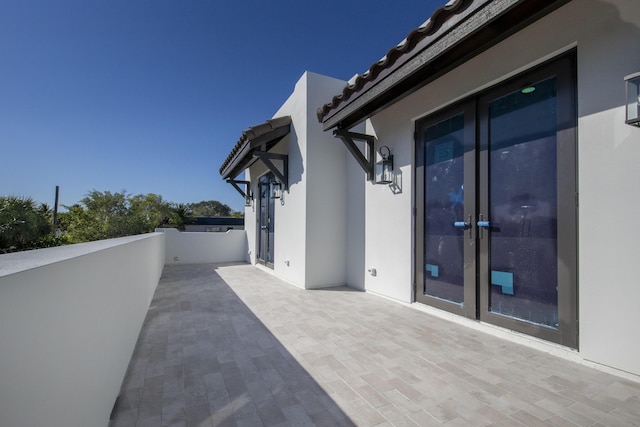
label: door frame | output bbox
[414,51,578,347]
[257,172,276,268]
[477,52,578,347]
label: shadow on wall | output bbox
[109,263,356,427]
[579,0,640,118]
[286,125,304,190]
[390,169,403,194]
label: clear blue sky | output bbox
[1,0,444,212]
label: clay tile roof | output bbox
[219,116,291,180]
[317,0,572,129]
[316,0,470,124]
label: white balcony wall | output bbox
[0,228,250,427]
[0,233,165,427]
[159,228,248,264]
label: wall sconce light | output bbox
[244,191,253,207]
[271,182,282,199]
[375,146,394,184]
[625,72,640,126]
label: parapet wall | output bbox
[158,227,248,264]
[0,228,248,427]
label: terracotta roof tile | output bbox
[316,0,470,123]
[219,116,291,178]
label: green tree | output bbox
[173,203,194,225]
[3,190,240,247]
[129,193,183,234]
[58,190,190,243]
[0,196,61,252]
[58,190,130,243]
[188,200,236,217]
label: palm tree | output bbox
[0,196,53,252]
[173,203,194,226]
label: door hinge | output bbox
[575,192,579,207]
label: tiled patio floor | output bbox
[109,263,640,427]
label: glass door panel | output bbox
[258,173,275,267]
[478,54,577,347]
[416,103,476,317]
[486,77,559,328]
[423,113,465,304]
[258,179,268,263]
[267,182,275,265]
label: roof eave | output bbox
[320,0,570,131]
[219,116,292,180]
[219,140,254,180]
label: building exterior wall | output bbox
[233,0,640,378]
[573,0,640,378]
[345,138,367,290]
[360,0,640,376]
[304,72,350,288]
[364,109,415,302]
[244,72,347,289]
[245,90,308,287]
[244,168,259,267]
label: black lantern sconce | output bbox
[244,190,253,207]
[271,181,282,199]
[375,146,394,184]
[625,72,640,126]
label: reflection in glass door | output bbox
[424,114,465,304]
[258,173,275,267]
[416,103,476,318]
[484,77,559,328]
[415,53,577,347]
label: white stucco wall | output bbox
[361,0,640,376]
[364,111,415,302]
[272,76,311,287]
[245,84,308,287]
[244,168,258,267]
[304,72,351,288]
[245,72,348,289]
[0,234,165,427]
[346,138,367,290]
[573,0,640,377]
[159,228,248,264]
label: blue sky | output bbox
[1,0,444,212]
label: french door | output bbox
[258,173,276,267]
[415,53,578,347]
